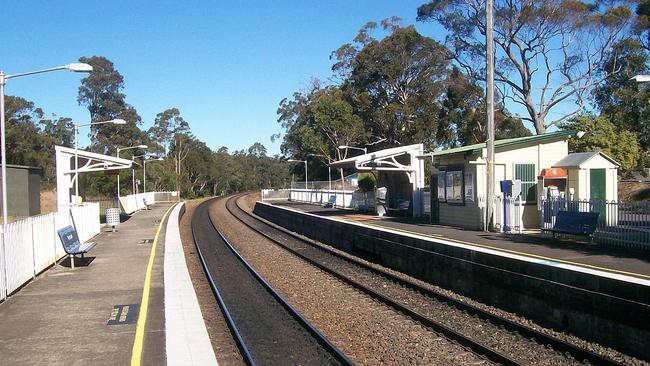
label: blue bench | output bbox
[542,210,599,243]
[57,225,97,269]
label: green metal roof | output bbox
[426,130,575,158]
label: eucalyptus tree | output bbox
[417,0,634,134]
[337,23,451,147]
[77,56,145,154]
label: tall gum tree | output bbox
[417,0,633,134]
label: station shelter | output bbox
[55,146,133,211]
[417,131,616,230]
[329,144,426,217]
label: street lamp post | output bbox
[73,119,126,206]
[0,63,92,226]
[307,153,332,191]
[116,145,147,203]
[287,159,308,190]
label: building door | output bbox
[589,169,606,224]
[430,174,439,224]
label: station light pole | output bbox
[307,153,332,191]
[116,145,147,202]
[287,159,308,189]
[485,0,496,231]
[0,62,91,300]
[73,119,126,206]
[0,62,92,226]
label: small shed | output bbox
[552,152,619,202]
[0,164,42,218]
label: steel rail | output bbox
[194,198,355,366]
[230,193,626,366]
[191,199,255,366]
[226,194,520,366]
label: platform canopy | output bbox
[55,145,133,211]
[330,144,425,216]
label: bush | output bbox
[358,173,376,192]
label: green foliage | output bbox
[357,173,376,192]
[279,85,366,162]
[77,55,147,155]
[562,115,642,172]
[593,39,650,150]
[344,25,450,147]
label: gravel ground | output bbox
[239,194,649,366]
[210,195,496,366]
[179,198,244,366]
[194,200,342,366]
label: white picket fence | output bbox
[0,203,100,301]
[478,195,524,233]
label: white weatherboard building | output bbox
[419,131,619,230]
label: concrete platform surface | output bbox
[0,203,175,366]
[274,201,650,280]
[164,203,217,366]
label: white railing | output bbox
[0,203,100,301]
[261,189,291,201]
[541,198,650,249]
[289,188,359,209]
[153,191,179,203]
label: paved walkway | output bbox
[0,202,217,365]
[275,202,650,281]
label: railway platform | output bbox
[271,201,650,280]
[255,199,650,359]
[0,202,216,365]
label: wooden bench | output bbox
[542,210,599,243]
[324,195,336,208]
[57,225,97,269]
[387,199,410,217]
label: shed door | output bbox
[590,169,606,224]
[589,169,606,200]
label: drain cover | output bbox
[139,239,154,244]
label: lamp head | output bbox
[66,63,93,73]
[111,119,127,125]
[338,145,348,149]
[137,145,148,149]
[631,75,650,83]
[576,131,586,139]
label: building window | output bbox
[437,167,465,204]
[514,163,536,202]
[464,171,474,201]
[437,171,445,201]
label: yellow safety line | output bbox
[130,204,175,366]
[358,220,650,280]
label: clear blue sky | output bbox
[2,0,440,155]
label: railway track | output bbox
[191,198,354,366]
[225,193,627,366]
